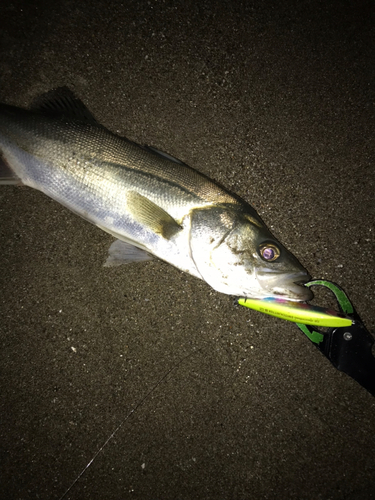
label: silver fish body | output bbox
[0,90,312,301]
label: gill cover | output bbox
[189,204,311,299]
[189,205,263,296]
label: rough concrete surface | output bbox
[0,1,374,499]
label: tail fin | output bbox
[0,155,21,185]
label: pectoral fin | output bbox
[127,191,182,239]
[104,240,153,267]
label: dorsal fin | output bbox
[30,87,98,124]
[143,146,186,165]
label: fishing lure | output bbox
[239,280,375,396]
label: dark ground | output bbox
[1,1,375,499]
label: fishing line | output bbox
[58,349,199,500]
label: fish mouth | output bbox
[256,270,313,302]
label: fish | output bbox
[0,87,313,301]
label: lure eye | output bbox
[259,243,280,262]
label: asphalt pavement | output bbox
[1,1,374,499]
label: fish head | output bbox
[189,205,313,301]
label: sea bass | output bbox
[0,88,312,301]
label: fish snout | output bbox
[282,274,314,301]
[257,270,313,301]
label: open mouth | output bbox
[257,271,313,301]
[277,279,313,301]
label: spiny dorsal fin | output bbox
[30,87,98,124]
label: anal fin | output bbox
[0,155,22,185]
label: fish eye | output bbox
[259,243,280,262]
